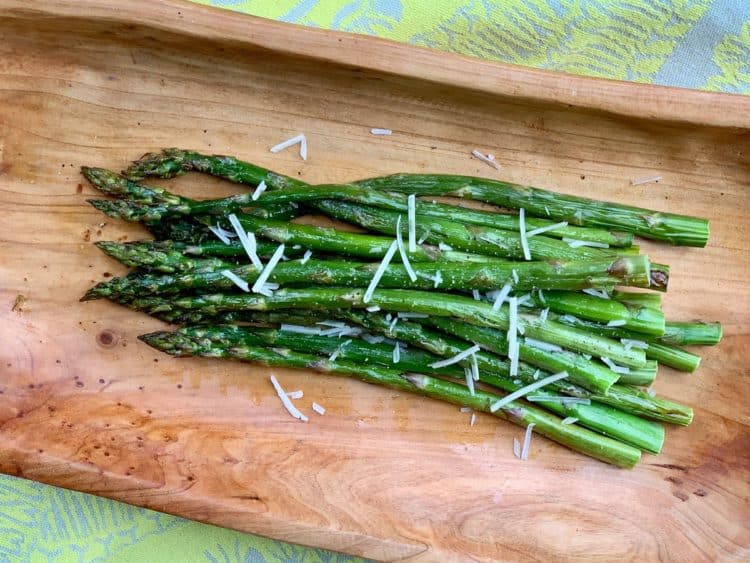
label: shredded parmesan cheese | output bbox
[286,390,304,400]
[519,208,531,261]
[366,305,381,312]
[563,238,610,249]
[520,423,535,460]
[524,338,563,353]
[228,213,263,270]
[607,319,627,327]
[220,269,250,292]
[525,221,569,237]
[561,417,578,425]
[470,352,480,381]
[270,375,308,422]
[208,224,233,244]
[328,339,351,362]
[513,437,521,458]
[251,180,267,201]
[464,366,475,396]
[417,229,431,244]
[300,250,312,264]
[312,402,326,415]
[582,288,610,299]
[471,149,501,170]
[621,338,648,350]
[270,133,307,161]
[631,175,662,186]
[392,342,401,363]
[281,324,321,335]
[429,344,481,368]
[251,244,285,294]
[470,413,477,427]
[472,289,481,301]
[492,283,512,311]
[512,269,519,285]
[370,128,392,136]
[490,371,569,412]
[407,194,417,252]
[395,215,417,282]
[363,239,399,303]
[601,357,631,374]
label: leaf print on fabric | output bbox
[410,0,713,83]
[332,0,403,34]
[0,475,182,562]
[705,21,750,93]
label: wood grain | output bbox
[1,1,749,560]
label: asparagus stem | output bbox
[95,241,237,273]
[642,343,701,373]
[119,287,645,380]
[171,309,688,427]
[422,317,625,393]
[554,314,704,372]
[123,149,633,247]
[530,290,665,336]
[615,362,658,387]
[610,290,662,309]
[391,315,688,426]
[312,199,617,262]
[126,148,307,190]
[139,329,641,467]
[355,174,710,246]
[195,322,663,453]
[83,254,653,301]
[659,322,723,346]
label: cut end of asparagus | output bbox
[124,148,189,180]
[649,263,670,292]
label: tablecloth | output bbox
[2,1,748,562]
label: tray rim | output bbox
[2,0,750,130]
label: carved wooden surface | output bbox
[0,1,748,560]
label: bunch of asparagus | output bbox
[80,148,721,468]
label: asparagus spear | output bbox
[126,148,307,190]
[82,254,653,300]
[658,322,723,346]
[528,290,665,336]
[615,363,658,387]
[132,308,688,427]
[139,329,641,468]
[117,287,645,383]
[355,174,710,247]
[312,199,616,262]
[311,200,669,290]
[96,241,237,274]
[554,314,703,372]
[346,311,693,426]
[128,149,704,247]
[610,290,662,309]
[126,149,633,247]
[429,316,660,387]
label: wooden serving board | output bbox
[1,1,749,560]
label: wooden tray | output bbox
[1,1,748,559]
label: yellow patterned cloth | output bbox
[2,2,748,562]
